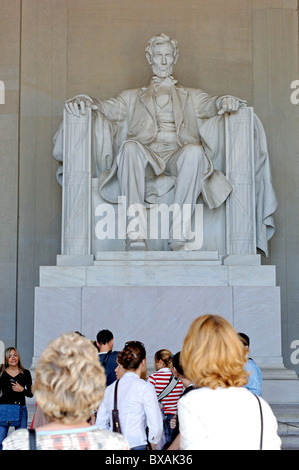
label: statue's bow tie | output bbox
[152,76,178,87]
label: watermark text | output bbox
[290,340,299,364]
[290,80,299,105]
[0,340,4,364]
[0,80,5,104]
[95,196,203,250]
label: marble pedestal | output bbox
[33,251,299,404]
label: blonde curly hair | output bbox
[33,332,106,424]
[181,315,248,389]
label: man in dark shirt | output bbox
[96,330,119,386]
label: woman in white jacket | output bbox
[96,341,163,450]
[178,315,281,450]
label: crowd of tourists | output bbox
[0,315,281,450]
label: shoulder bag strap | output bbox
[114,379,119,411]
[157,374,179,402]
[28,429,36,450]
[112,380,122,433]
[254,394,263,450]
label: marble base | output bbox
[33,253,299,404]
[39,252,276,287]
[33,284,281,359]
[32,282,299,403]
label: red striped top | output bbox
[148,368,184,415]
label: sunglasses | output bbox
[124,341,145,348]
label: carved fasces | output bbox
[225,107,256,255]
[62,109,93,255]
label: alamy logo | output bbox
[95,196,204,250]
[0,340,4,364]
[290,80,299,105]
[290,340,299,365]
[0,81,5,104]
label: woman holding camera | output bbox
[0,347,33,449]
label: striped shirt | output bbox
[148,368,184,415]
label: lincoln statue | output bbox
[54,34,277,255]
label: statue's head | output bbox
[145,34,179,78]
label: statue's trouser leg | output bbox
[169,144,208,246]
[116,141,148,242]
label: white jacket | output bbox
[96,372,163,448]
[178,386,281,450]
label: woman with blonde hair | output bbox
[2,332,129,450]
[148,349,184,447]
[0,347,33,449]
[178,315,281,450]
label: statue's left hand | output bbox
[217,95,247,115]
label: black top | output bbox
[0,369,33,406]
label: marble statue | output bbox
[54,34,277,256]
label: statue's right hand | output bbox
[65,94,98,116]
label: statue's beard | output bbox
[152,64,173,78]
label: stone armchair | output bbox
[53,106,277,261]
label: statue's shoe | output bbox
[168,240,185,251]
[126,239,146,251]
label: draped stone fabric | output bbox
[94,84,232,209]
[198,114,277,257]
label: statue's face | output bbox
[151,42,175,78]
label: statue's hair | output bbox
[33,332,106,424]
[145,33,179,65]
[181,315,249,390]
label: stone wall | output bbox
[0,0,21,354]
[1,0,299,371]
